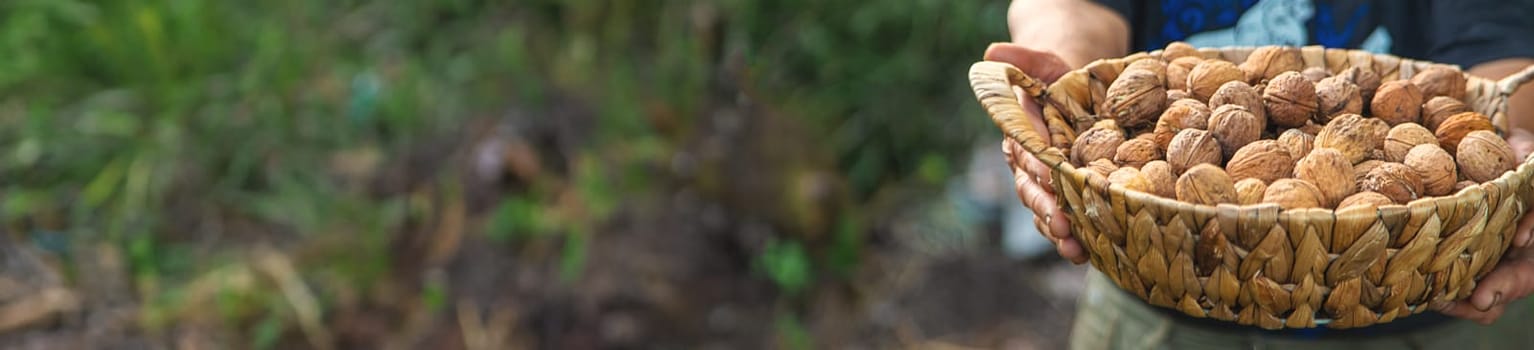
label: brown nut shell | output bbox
[1301,67,1331,83]
[1208,81,1267,123]
[1071,123,1126,165]
[1294,148,1356,208]
[1456,130,1517,183]
[1162,42,1202,61]
[1402,144,1457,196]
[1240,46,1304,83]
[1140,161,1178,199]
[1315,114,1388,164]
[1085,159,1119,178]
[1234,178,1268,205]
[1225,140,1294,184]
[1370,80,1423,126]
[1435,112,1495,155]
[1167,129,1223,174]
[1109,167,1152,192]
[1277,129,1315,161]
[1338,66,1381,102]
[1383,123,1437,163]
[1114,138,1162,169]
[1188,60,1245,102]
[1359,163,1424,204]
[1151,101,1212,149]
[1167,57,1201,91]
[1410,66,1467,100]
[1262,71,1320,128]
[1315,76,1363,123]
[1422,96,1469,131]
[1208,105,1263,159]
[1338,191,1395,209]
[1353,159,1384,184]
[1176,164,1238,206]
[1263,178,1326,210]
[1101,69,1168,128]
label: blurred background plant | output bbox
[0,0,1086,348]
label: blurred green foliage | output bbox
[0,0,1009,344]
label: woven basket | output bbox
[969,46,1534,329]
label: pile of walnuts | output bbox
[1072,43,1518,210]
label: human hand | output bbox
[1434,128,1534,324]
[986,43,1086,264]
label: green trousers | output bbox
[1070,269,1534,349]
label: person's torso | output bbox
[1119,0,1428,58]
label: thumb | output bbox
[984,43,1071,83]
[1469,256,1534,311]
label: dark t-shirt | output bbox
[1094,0,1534,69]
[1088,0,1534,338]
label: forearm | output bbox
[1008,0,1130,69]
[1469,58,1534,133]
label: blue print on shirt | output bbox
[1313,2,1371,48]
[1156,0,1260,45]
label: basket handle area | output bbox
[969,61,1069,167]
[1498,64,1534,96]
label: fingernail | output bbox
[1519,232,1533,248]
[1476,292,1501,312]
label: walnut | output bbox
[1167,57,1202,91]
[1315,76,1362,123]
[1370,80,1423,126]
[1101,69,1167,128]
[1176,163,1238,205]
[1209,81,1267,123]
[1085,159,1119,178]
[1140,161,1178,199]
[1167,129,1223,174]
[1435,112,1495,155]
[1188,60,1245,102]
[1263,178,1326,210]
[1209,105,1262,159]
[1354,159,1384,184]
[1359,163,1424,204]
[1115,138,1162,168]
[1277,129,1315,161]
[1338,191,1396,209]
[1403,144,1457,196]
[1151,100,1212,149]
[1422,96,1469,131]
[1225,140,1294,183]
[1301,67,1331,83]
[1162,42,1201,61]
[1167,89,1191,101]
[1109,167,1152,192]
[1298,122,1324,136]
[1315,114,1389,163]
[1294,148,1356,208]
[1239,46,1304,83]
[1383,123,1437,162]
[1337,66,1381,102]
[1410,66,1467,100]
[1235,178,1268,205]
[1456,130,1518,183]
[1071,121,1126,165]
[1262,71,1320,128]
[1128,59,1169,84]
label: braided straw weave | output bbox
[970,46,1534,329]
